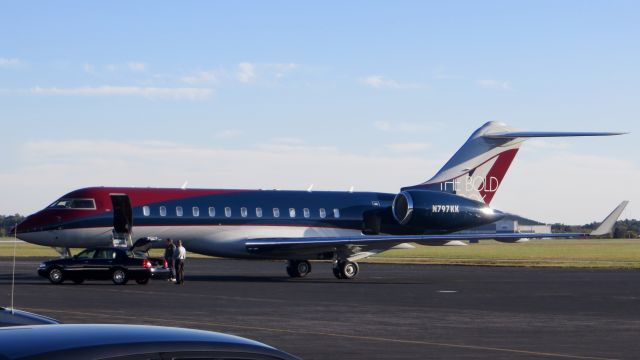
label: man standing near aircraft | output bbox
[175,240,187,285]
[164,238,176,282]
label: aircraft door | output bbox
[110,194,133,247]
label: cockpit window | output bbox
[48,198,96,210]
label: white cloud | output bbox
[105,64,117,72]
[29,86,213,101]
[237,62,256,83]
[271,63,299,78]
[83,63,96,74]
[385,142,431,153]
[0,58,22,68]
[476,79,511,90]
[374,121,391,131]
[361,75,421,90]
[361,75,400,89]
[181,70,217,84]
[128,62,146,72]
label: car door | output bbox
[91,249,118,280]
[69,249,96,279]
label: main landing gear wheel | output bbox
[286,260,312,278]
[333,260,359,280]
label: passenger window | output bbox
[142,206,150,216]
[159,206,167,217]
[225,207,232,217]
[303,208,310,218]
[256,207,263,218]
[273,208,280,218]
[333,208,340,218]
[241,207,248,217]
[319,208,326,219]
[192,207,200,217]
[289,208,296,218]
[208,207,215,217]
[176,206,183,217]
[372,200,380,206]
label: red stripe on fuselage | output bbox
[64,187,253,207]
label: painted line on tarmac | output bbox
[22,306,619,360]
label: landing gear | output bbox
[286,260,312,278]
[333,260,359,280]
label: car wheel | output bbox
[72,278,85,284]
[135,277,150,285]
[48,267,64,284]
[111,269,128,285]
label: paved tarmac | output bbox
[1,257,640,359]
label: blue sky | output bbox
[1,1,638,223]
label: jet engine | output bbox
[392,190,504,231]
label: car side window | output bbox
[96,249,116,259]
[76,249,96,259]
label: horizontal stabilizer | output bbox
[590,201,629,236]
[485,131,627,139]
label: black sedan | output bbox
[0,324,301,360]
[38,246,169,285]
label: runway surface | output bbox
[2,257,640,359]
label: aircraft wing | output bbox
[245,232,586,257]
[246,201,628,258]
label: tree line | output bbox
[552,219,639,238]
[0,214,26,237]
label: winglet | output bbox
[590,201,629,236]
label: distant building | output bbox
[459,214,552,234]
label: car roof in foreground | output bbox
[0,307,60,327]
[0,324,299,360]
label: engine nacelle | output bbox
[392,190,504,231]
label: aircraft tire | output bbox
[332,266,344,279]
[339,261,359,280]
[286,260,312,278]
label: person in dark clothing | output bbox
[164,238,176,282]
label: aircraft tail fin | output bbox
[403,121,624,205]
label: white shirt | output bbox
[177,246,186,260]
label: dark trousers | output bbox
[165,258,175,279]
[175,259,184,284]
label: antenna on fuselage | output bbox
[307,184,314,192]
[349,186,354,193]
[181,181,188,190]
